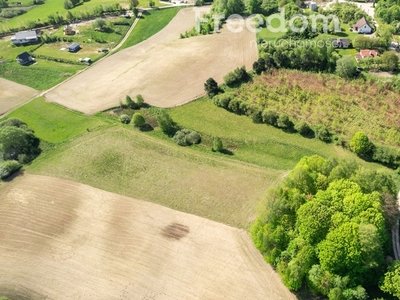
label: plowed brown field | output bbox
[0,78,38,116]
[45,8,258,114]
[0,174,295,300]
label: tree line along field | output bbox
[227,69,400,148]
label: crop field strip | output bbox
[0,174,296,300]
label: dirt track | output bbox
[45,8,258,114]
[0,78,38,116]
[0,174,295,300]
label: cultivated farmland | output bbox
[0,77,38,115]
[45,8,258,114]
[0,174,296,300]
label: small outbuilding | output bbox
[309,1,317,11]
[16,52,33,65]
[63,25,75,35]
[332,38,351,48]
[11,30,39,45]
[67,43,81,52]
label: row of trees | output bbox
[0,118,41,179]
[350,132,400,170]
[251,155,399,299]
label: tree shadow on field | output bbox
[2,169,25,182]
[220,149,233,156]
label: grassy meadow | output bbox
[7,97,109,143]
[0,59,84,90]
[5,94,397,229]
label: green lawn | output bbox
[118,7,180,50]
[34,43,105,61]
[0,0,129,33]
[0,58,85,89]
[0,38,38,60]
[167,98,355,170]
[6,97,109,143]
[257,16,286,41]
[0,59,84,90]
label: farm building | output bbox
[63,25,75,35]
[332,38,351,48]
[355,49,380,60]
[16,52,33,65]
[67,43,81,52]
[353,17,373,34]
[11,30,39,45]
[309,2,317,11]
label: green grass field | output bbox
[257,16,286,41]
[118,7,180,50]
[6,94,398,227]
[6,97,109,143]
[0,0,129,33]
[0,59,84,90]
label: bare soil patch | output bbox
[0,174,295,300]
[45,8,258,114]
[0,78,39,116]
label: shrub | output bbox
[223,66,249,87]
[295,121,313,136]
[156,110,179,136]
[131,113,145,127]
[262,109,278,125]
[350,132,373,157]
[0,160,21,179]
[119,114,130,124]
[213,92,235,109]
[315,125,331,143]
[277,113,291,129]
[172,129,201,146]
[212,136,223,152]
[125,95,138,109]
[63,0,74,9]
[136,94,145,107]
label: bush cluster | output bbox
[0,118,41,179]
[172,129,201,146]
[0,160,21,179]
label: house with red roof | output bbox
[355,49,380,61]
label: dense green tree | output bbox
[0,126,40,163]
[204,78,219,98]
[381,51,399,71]
[349,132,373,157]
[294,121,312,136]
[380,262,400,298]
[277,113,291,129]
[0,0,8,8]
[262,109,278,125]
[296,199,331,244]
[156,110,179,136]
[131,113,145,127]
[336,55,356,78]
